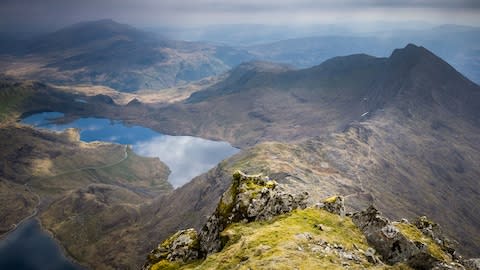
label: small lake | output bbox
[22,112,239,188]
[0,220,83,270]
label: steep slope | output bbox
[0,20,253,92]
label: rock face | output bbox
[146,229,200,264]
[143,171,308,269]
[199,171,308,255]
[352,206,464,269]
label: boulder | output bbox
[143,228,200,269]
[352,206,458,269]
[317,195,345,216]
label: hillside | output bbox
[1,44,479,268]
[129,45,480,259]
[144,172,476,270]
[0,20,252,92]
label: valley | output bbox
[0,17,479,270]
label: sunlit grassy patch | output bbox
[177,208,382,270]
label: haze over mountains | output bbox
[1,16,480,270]
[0,19,252,92]
[1,19,480,91]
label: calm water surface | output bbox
[0,220,83,270]
[22,112,239,187]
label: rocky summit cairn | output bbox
[143,171,309,269]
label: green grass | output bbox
[163,208,383,270]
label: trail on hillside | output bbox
[1,145,129,237]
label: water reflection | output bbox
[135,136,238,187]
[22,112,239,187]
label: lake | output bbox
[0,220,83,270]
[4,111,239,270]
[22,112,239,188]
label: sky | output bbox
[0,0,479,31]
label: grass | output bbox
[159,208,387,270]
[0,82,32,122]
[149,208,418,269]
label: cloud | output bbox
[134,135,239,188]
[0,0,479,30]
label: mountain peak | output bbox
[27,19,148,54]
[63,19,136,34]
[388,43,439,65]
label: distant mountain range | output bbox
[0,19,253,92]
[1,20,478,91]
[246,25,480,85]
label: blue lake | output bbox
[22,112,239,188]
[0,220,83,270]
[2,112,240,270]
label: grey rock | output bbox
[143,228,200,269]
[352,206,446,269]
[318,195,345,216]
[364,247,380,264]
[198,171,308,256]
[464,258,480,270]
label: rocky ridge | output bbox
[143,171,308,269]
[143,172,479,270]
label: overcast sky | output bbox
[1,0,479,31]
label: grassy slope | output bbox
[0,79,34,122]
[0,123,173,268]
[153,208,411,270]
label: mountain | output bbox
[0,20,253,92]
[2,44,479,268]
[128,44,480,260]
[247,26,480,85]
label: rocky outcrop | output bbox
[199,171,308,255]
[143,171,478,270]
[316,195,345,216]
[352,206,465,269]
[463,258,480,270]
[143,171,308,269]
[146,229,200,264]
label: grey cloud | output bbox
[0,0,479,32]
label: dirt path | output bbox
[2,145,129,237]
